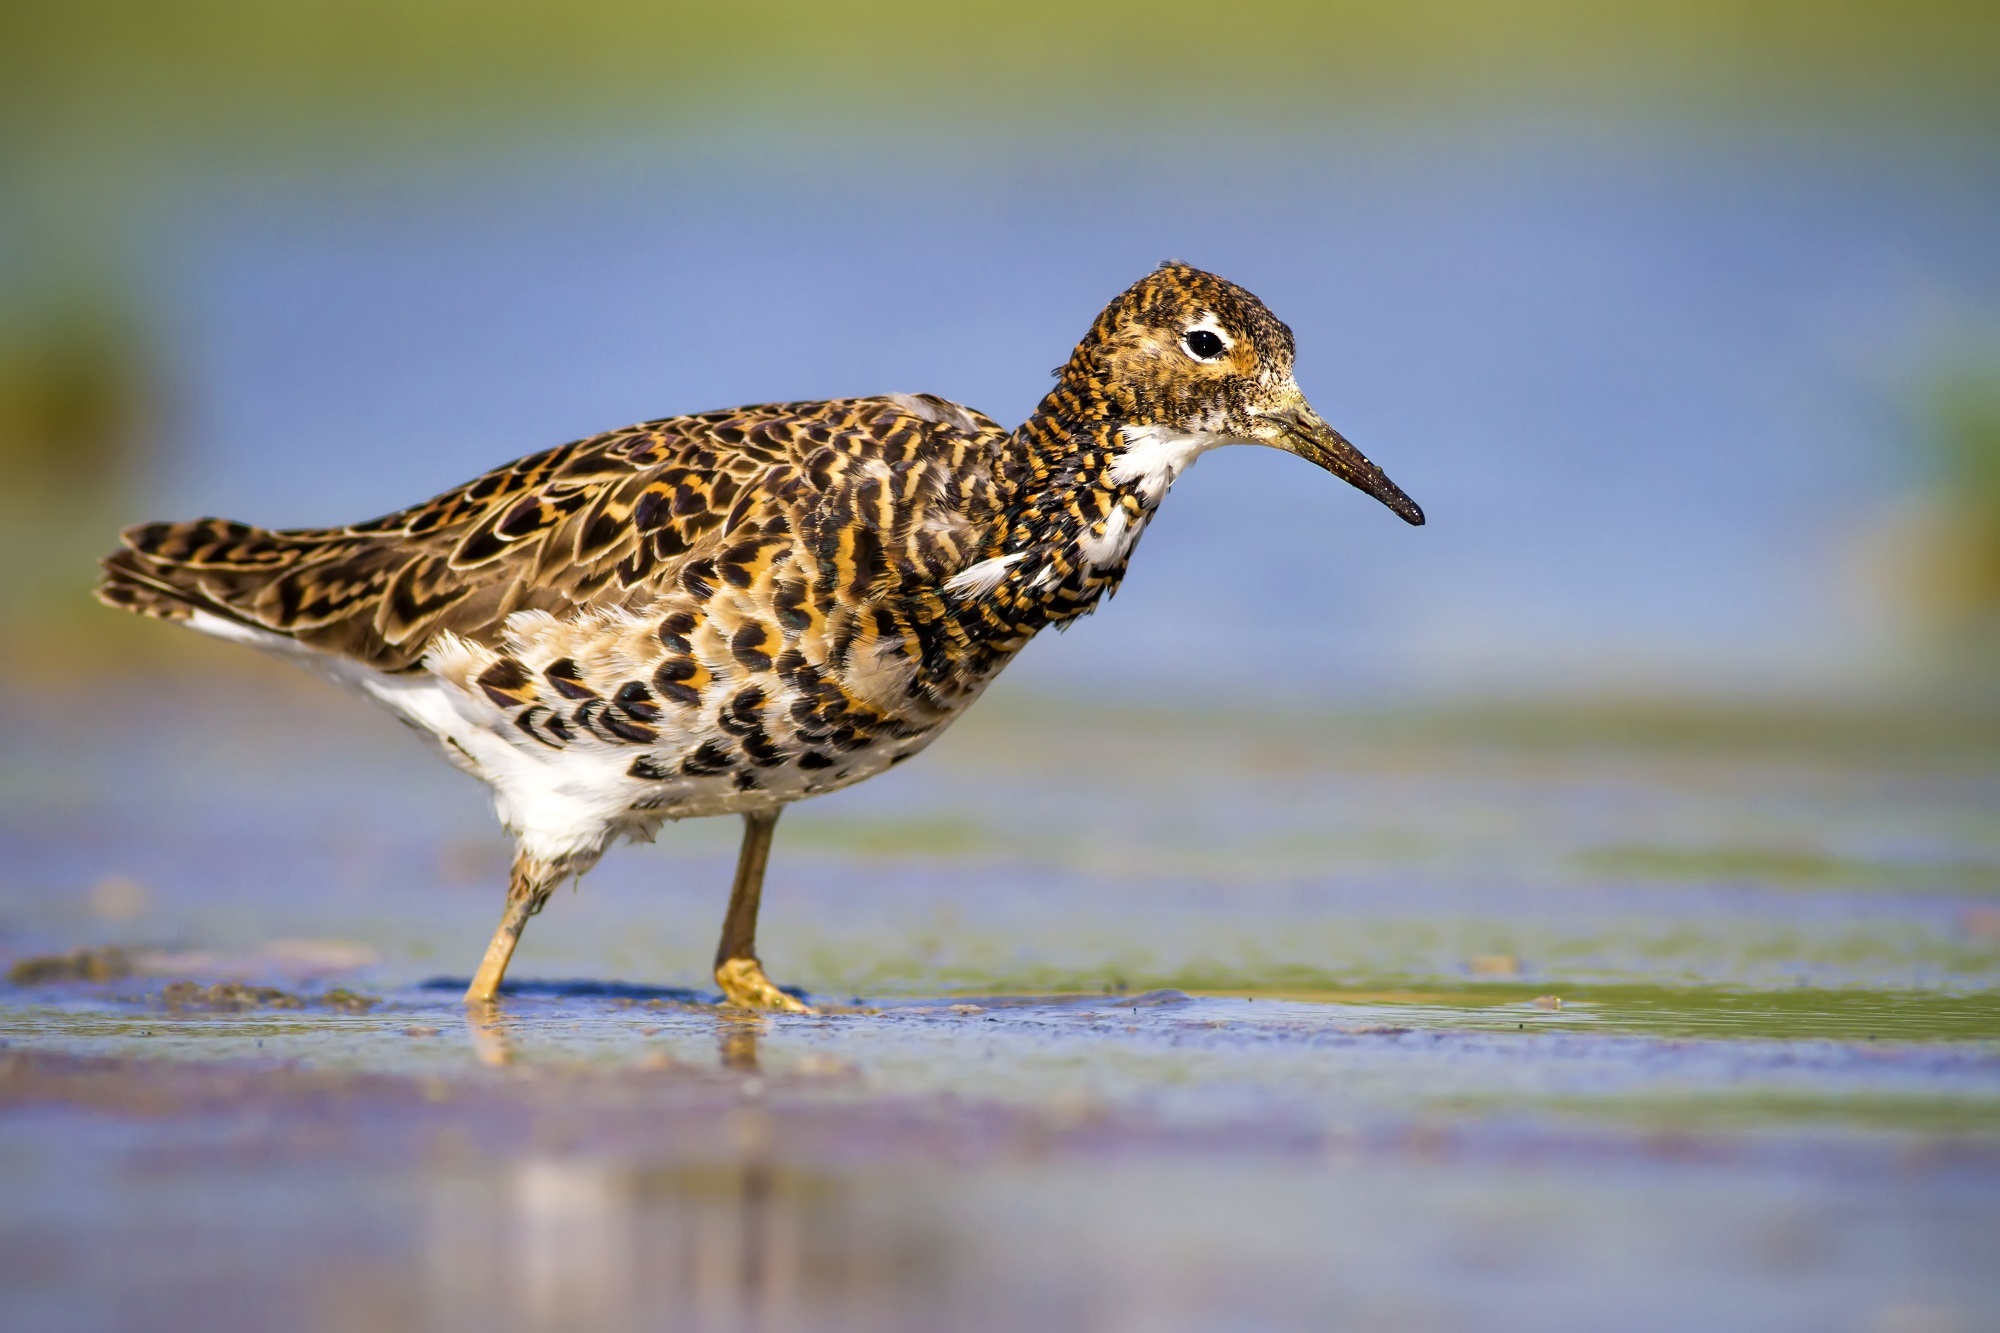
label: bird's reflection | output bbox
[717,1013,766,1072]
[422,1149,947,1330]
[461,1001,517,1067]
[425,1005,948,1328]
[458,1000,776,1073]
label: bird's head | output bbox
[1059,262,1423,525]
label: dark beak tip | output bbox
[1400,502,1426,527]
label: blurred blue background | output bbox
[3,2,1999,703]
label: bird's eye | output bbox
[1182,329,1226,360]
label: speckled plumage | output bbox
[97,263,1422,1008]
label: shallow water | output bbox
[2,682,1998,1331]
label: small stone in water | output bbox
[161,981,301,1011]
[157,981,379,1012]
[9,947,132,985]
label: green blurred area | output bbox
[0,302,148,491]
[0,294,159,675]
[1918,363,2000,666]
[3,0,1997,168]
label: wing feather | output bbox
[98,396,1011,675]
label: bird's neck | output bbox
[1009,372,1224,523]
[1007,384,1116,494]
[968,380,1219,634]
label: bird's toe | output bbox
[715,956,816,1014]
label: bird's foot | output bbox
[715,956,816,1013]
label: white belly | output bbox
[184,610,951,871]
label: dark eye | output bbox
[1183,329,1225,360]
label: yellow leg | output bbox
[714,810,814,1013]
[464,854,557,1005]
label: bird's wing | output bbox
[98,394,1010,672]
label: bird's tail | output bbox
[96,517,316,635]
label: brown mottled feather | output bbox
[102,395,1013,673]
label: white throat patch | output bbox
[1108,424,1228,503]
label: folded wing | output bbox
[98,395,1006,673]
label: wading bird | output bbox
[98,263,1423,1010]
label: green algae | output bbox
[920,981,2000,1043]
[789,914,2000,1012]
[780,815,991,859]
[1575,843,2000,891]
[1231,983,2000,1043]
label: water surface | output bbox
[2,685,1996,1331]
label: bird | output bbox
[96,262,1423,1011]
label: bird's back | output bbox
[100,393,1015,669]
[100,394,1029,845]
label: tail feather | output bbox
[97,548,198,623]
[95,515,470,670]
[96,518,316,636]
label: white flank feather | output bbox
[943,552,1024,596]
[1078,505,1135,567]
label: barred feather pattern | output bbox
[96,263,1336,866]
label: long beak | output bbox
[1265,405,1425,526]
